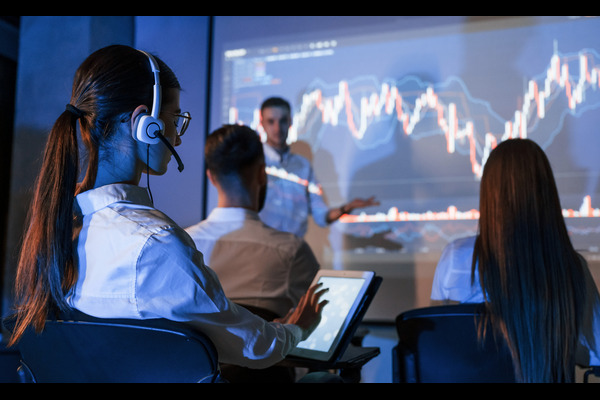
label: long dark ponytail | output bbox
[8,45,180,346]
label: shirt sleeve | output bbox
[431,245,451,301]
[577,257,600,367]
[135,225,304,368]
[287,239,320,307]
[431,236,482,303]
[307,166,329,228]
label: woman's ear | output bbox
[130,104,149,134]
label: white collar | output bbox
[75,183,152,215]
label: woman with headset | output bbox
[7,44,326,370]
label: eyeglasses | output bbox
[174,112,191,137]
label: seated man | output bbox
[186,125,322,382]
[186,124,320,320]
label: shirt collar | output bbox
[263,142,290,163]
[75,183,153,215]
[207,207,260,222]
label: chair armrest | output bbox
[583,366,600,383]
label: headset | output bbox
[133,50,184,172]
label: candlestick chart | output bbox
[218,16,600,256]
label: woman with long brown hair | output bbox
[431,138,600,382]
[7,44,325,370]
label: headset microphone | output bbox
[156,133,185,172]
[134,50,184,172]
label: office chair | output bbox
[583,366,600,383]
[6,312,222,383]
[392,303,517,383]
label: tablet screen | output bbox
[289,270,375,361]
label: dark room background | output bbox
[2,15,600,333]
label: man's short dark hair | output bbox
[205,124,264,180]
[260,97,291,114]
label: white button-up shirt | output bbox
[67,183,303,368]
[186,207,319,318]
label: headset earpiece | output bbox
[135,49,185,172]
[134,50,164,144]
[134,111,164,144]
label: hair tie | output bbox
[65,104,85,119]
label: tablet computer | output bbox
[288,269,377,362]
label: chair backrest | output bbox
[393,303,517,383]
[14,314,221,383]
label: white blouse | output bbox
[67,183,303,368]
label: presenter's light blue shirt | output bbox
[259,143,329,237]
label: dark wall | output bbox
[0,17,18,327]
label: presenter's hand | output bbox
[329,196,381,223]
[346,196,380,212]
[275,283,328,340]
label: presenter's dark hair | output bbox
[8,44,180,346]
[473,138,592,382]
[260,97,291,114]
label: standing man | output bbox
[258,96,379,237]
